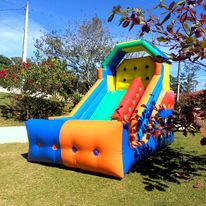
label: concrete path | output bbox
[0,126,28,144]
[0,87,27,143]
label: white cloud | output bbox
[0,14,46,58]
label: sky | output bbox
[0,0,158,58]
[0,0,205,89]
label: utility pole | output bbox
[176,61,181,102]
[22,0,29,63]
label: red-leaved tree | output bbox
[108,0,206,66]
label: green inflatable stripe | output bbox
[117,40,161,57]
[102,40,162,69]
[102,46,119,68]
[141,40,161,57]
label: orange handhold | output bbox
[52,144,58,150]
[59,120,124,178]
[37,142,42,148]
[154,62,161,75]
[128,115,139,148]
[97,68,103,79]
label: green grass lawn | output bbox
[0,92,24,127]
[0,133,206,206]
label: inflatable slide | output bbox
[26,40,175,178]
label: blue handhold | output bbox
[93,149,99,156]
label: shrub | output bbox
[0,95,65,120]
[1,58,75,120]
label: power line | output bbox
[29,7,69,26]
[0,7,24,12]
[0,2,25,33]
[0,0,25,13]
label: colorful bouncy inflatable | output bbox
[26,40,175,178]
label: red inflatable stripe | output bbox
[111,77,145,122]
[160,91,175,109]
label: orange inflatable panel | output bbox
[59,120,124,178]
[111,77,145,122]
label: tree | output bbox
[180,63,199,93]
[35,16,114,93]
[108,1,206,67]
[170,75,178,92]
[0,55,12,68]
[171,63,199,94]
[1,58,75,120]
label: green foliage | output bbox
[3,58,74,99]
[0,95,65,120]
[170,75,178,92]
[35,16,114,92]
[10,57,34,66]
[0,55,12,68]
[71,91,83,106]
[180,63,199,93]
[0,92,24,126]
[1,58,75,120]
[170,63,199,94]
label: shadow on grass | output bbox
[130,146,206,191]
[21,153,28,159]
[21,152,119,180]
[21,147,206,188]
